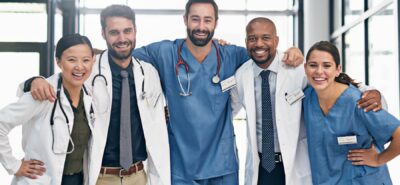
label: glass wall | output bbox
[344,24,365,83]
[79,0,295,50]
[331,0,400,183]
[368,4,399,117]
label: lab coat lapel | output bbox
[100,50,113,106]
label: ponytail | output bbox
[335,73,360,88]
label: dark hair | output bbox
[55,33,93,60]
[100,4,136,31]
[306,41,360,87]
[184,0,219,20]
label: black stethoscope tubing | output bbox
[50,75,94,154]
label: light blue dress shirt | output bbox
[253,53,281,153]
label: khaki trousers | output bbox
[96,168,147,185]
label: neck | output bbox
[315,82,347,115]
[256,60,273,69]
[186,38,212,63]
[63,85,81,108]
[111,56,132,69]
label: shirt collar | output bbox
[108,54,133,77]
[252,51,279,78]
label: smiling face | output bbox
[305,50,342,92]
[102,16,136,61]
[57,44,94,91]
[245,19,279,69]
[184,3,217,47]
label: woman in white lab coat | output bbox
[0,34,97,185]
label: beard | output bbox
[187,28,214,47]
[249,48,275,67]
[107,40,135,60]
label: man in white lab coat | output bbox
[231,17,382,185]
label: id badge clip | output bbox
[285,89,305,105]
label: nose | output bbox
[316,65,323,74]
[75,60,85,70]
[255,38,263,47]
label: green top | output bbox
[63,89,91,175]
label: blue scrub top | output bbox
[133,39,249,179]
[303,85,400,185]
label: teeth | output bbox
[313,77,325,81]
[255,50,266,54]
[72,73,84,77]
[115,43,129,48]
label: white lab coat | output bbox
[87,51,170,185]
[0,73,98,185]
[231,52,312,185]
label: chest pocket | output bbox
[213,85,229,112]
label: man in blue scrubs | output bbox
[132,0,304,184]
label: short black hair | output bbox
[55,33,93,59]
[100,4,136,31]
[184,0,219,20]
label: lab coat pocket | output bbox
[14,173,52,185]
[51,115,71,154]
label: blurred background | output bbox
[0,0,399,184]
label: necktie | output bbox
[120,70,133,171]
[260,70,275,172]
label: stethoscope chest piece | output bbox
[212,75,220,84]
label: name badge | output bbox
[220,76,237,92]
[285,89,305,105]
[337,135,357,145]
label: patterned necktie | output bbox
[120,70,133,171]
[260,70,275,172]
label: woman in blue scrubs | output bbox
[303,41,400,185]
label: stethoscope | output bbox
[176,40,221,96]
[91,50,147,99]
[50,75,94,155]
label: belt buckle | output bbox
[275,153,282,163]
[119,169,125,177]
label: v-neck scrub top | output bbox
[303,85,400,185]
[133,39,249,179]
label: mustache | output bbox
[192,29,210,35]
[112,41,131,47]
[250,47,270,52]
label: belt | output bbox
[259,152,283,163]
[100,162,144,177]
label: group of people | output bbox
[0,0,399,185]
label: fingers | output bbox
[30,78,56,102]
[282,48,304,67]
[46,85,56,102]
[16,159,46,179]
[358,90,382,112]
[358,98,379,112]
